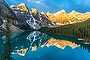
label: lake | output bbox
[0,31,90,60]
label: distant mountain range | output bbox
[46,10,90,25]
[0,1,58,33]
[0,0,90,33]
[10,3,90,25]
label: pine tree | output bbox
[1,14,12,60]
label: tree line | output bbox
[45,18,90,41]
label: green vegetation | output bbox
[45,19,90,41]
[1,14,12,60]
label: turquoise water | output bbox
[12,46,90,60]
[0,31,90,60]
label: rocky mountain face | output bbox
[11,3,29,12]
[0,1,58,33]
[0,0,17,18]
[0,0,20,33]
[46,10,90,25]
[0,0,90,32]
[11,4,58,30]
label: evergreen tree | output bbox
[1,14,12,60]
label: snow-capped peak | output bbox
[11,3,28,12]
[10,5,15,8]
[46,12,52,16]
[70,10,80,14]
[54,10,66,15]
[31,8,37,14]
[40,12,45,15]
[19,3,26,6]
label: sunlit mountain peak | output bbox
[11,3,28,12]
[18,3,25,6]
[39,11,48,17]
[46,12,52,16]
[40,11,45,15]
[10,5,15,8]
[47,10,90,25]
[69,10,80,15]
[31,8,38,14]
[54,10,67,15]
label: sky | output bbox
[4,0,90,13]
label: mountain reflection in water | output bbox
[0,31,90,60]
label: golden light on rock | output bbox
[46,38,80,49]
[12,38,80,56]
[13,3,28,12]
[31,46,37,51]
[31,8,37,14]
[46,10,90,25]
[12,48,28,56]
[40,12,45,15]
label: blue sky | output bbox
[5,0,90,13]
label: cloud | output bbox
[36,1,40,4]
[5,0,90,13]
[27,0,44,5]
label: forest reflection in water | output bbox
[0,31,90,60]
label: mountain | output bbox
[0,0,21,33]
[0,0,17,18]
[45,18,90,41]
[46,10,90,25]
[0,0,90,32]
[31,8,38,14]
[0,1,58,32]
[10,3,29,12]
[11,3,58,30]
